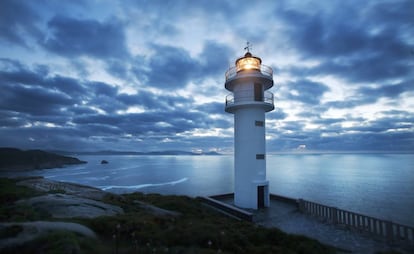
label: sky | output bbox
[0,0,413,153]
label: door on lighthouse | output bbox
[254,83,263,102]
[257,186,265,208]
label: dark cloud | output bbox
[0,81,74,116]
[0,0,412,152]
[0,59,88,116]
[43,15,128,58]
[131,41,232,90]
[345,114,414,134]
[278,1,414,83]
[0,110,29,128]
[357,80,413,99]
[322,79,413,111]
[313,118,345,125]
[197,102,225,115]
[268,109,288,120]
[139,44,200,89]
[105,59,130,79]
[198,41,233,77]
[0,59,43,85]
[267,109,414,151]
[281,79,329,105]
[117,90,194,112]
[0,0,42,47]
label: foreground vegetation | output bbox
[0,177,337,253]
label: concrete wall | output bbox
[233,106,268,209]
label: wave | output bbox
[45,171,91,178]
[100,177,189,191]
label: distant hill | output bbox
[53,150,222,156]
[0,148,87,171]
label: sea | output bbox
[3,153,413,227]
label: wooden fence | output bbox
[297,199,414,246]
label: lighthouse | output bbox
[225,46,274,209]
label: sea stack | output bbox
[224,46,274,209]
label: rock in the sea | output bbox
[101,160,108,164]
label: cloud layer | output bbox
[0,0,413,152]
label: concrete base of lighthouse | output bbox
[235,180,270,209]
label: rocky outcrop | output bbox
[0,148,87,171]
[16,178,123,218]
[18,194,123,219]
[17,177,107,200]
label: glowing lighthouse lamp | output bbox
[225,44,274,209]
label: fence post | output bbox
[297,199,305,213]
[331,207,338,225]
[386,221,394,243]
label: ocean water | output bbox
[3,153,413,227]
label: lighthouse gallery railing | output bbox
[225,64,273,81]
[225,90,274,107]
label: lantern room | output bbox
[235,52,262,72]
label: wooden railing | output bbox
[297,199,414,246]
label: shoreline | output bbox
[0,176,341,253]
[1,176,412,253]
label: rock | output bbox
[101,160,108,164]
[17,177,108,200]
[0,221,96,250]
[17,193,124,219]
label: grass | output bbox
[0,230,103,254]
[0,178,50,222]
[80,192,337,253]
[0,178,43,204]
[0,177,339,253]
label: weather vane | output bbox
[244,41,252,53]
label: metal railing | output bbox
[225,91,274,107]
[297,199,414,246]
[225,64,273,81]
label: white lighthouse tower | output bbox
[225,46,274,209]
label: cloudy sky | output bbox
[0,0,413,153]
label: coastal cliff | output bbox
[0,148,86,171]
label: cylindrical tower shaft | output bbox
[234,106,268,208]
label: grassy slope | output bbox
[0,178,337,254]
